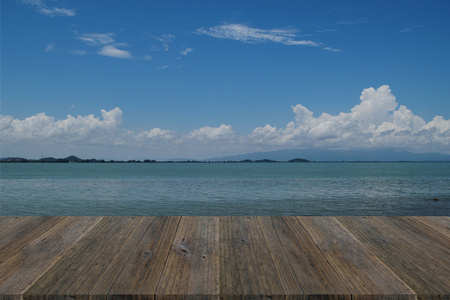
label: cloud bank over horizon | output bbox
[1,86,449,159]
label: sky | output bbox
[1,0,450,160]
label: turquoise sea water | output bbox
[1,162,449,216]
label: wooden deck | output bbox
[0,216,449,300]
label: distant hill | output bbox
[0,157,29,163]
[65,155,83,162]
[1,155,85,163]
[38,156,83,163]
[208,148,450,162]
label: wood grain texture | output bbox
[90,216,181,298]
[413,216,450,238]
[0,216,448,300]
[381,217,449,265]
[337,216,450,300]
[0,217,63,264]
[0,217,102,298]
[258,216,350,300]
[155,216,219,300]
[299,217,416,300]
[219,216,284,300]
[24,216,141,299]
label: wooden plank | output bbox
[0,217,47,241]
[90,216,181,298]
[258,216,350,299]
[337,216,450,300]
[0,217,102,299]
[412,216,450,238]
[379,217,449,266]
[155,216,219,300]
[0,217,24,228]
[88,216,157,297]
[219,216,284,300]
[299,217,416,300]
[24,216,141,300]
[0,216,445,300]
[0,217,64,264]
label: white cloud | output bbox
[250,85,450,153]
[196,23,343,52]
[197,24,318,46]
[154,34,176,51]
[180,48,194,56]
[20,0,75,16]
[1,86,449,159]
[188,125,235,140]
[98,45,133,59]
[39,7,75,17]
[78,33,115,46]
[350,85,398,126]
[44,43,55,52]
[1,108,123,145]
[21,0,43,5]
[77,33,135,59]
[0,115,14,131]
[137,128,175,140]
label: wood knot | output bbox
[240,239,247,243]
[201,254,207,259]
[142,251,152,259]
[173,244,192,257]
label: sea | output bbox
[1,162,449,216]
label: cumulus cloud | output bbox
[0,108,237,158]
[1,86,449,159]
[188,124,235,140]
[251,85,450,153]
[197,23,340,51]
[1,108,123,144]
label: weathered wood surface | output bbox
[337,216,450,300]
[0,216,448,300]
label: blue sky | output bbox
[1,0,450,159]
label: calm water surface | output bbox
[1,162,449,216]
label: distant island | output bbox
[0,155,311,164]
[2,148,450,163]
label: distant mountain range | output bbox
[207,148,450,162]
